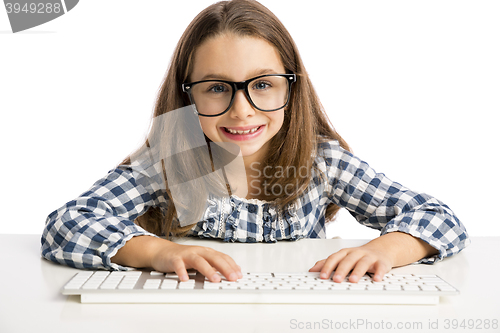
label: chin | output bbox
[235,144,257,155]
[239,149,256,157]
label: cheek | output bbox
[269,111,285,133]
[198,118,219,140]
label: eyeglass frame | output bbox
[181,73,297,117]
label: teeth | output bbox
[226,126,260,134]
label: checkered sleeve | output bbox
[41,164,165,270]
[321,141,470,264]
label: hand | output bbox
[150,242,243,283]
[308,243,394,283]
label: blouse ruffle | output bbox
[187,194,313,243]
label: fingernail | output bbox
[350,274,358,282]
[320,272,327,279]
[333,274,342,282]
[211,274,221,282]
[229,272,237,281]
[237,271,243,278]
[180,274,188,281]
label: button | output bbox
[161,280,178,290]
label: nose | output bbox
[228,90,256,119]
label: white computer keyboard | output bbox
[62,270,459,305]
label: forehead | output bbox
[190,34,285,82]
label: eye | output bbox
[207,83,230,94]
[252,80,272,90]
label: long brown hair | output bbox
[122,0,351,238]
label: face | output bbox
[189,34,286,165]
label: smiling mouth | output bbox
[224,126,262,135]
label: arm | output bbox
[309,142,469,282]
[310,231,438,282]
[41,166,162,270]
[41,164,242,281]
[111,235,241,282]
[368,231,439,268]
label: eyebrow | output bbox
[200,68,279,81]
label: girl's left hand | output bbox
[308,244,394,283]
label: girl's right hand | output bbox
[150,241,243,282]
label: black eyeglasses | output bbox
[181,73,296,117]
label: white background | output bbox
[0,0,498,238]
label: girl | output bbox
[41,0,469,284]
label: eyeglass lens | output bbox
[189,75,289,116]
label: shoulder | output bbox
[315,138,353,166]
[311,138,365,186]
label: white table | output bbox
[1,235,499,333]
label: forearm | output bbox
[111,235,173,269]
[110,235,242,282]
[364,231,439,268]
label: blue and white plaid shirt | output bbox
[41,140,470,270]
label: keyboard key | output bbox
[360,280,374,285]
[276,285,294,290]
[385,285,402,291]
[100,284,119,290]
[239,284,258,290]
[166,272,196,278]
[422,278,444,282]
[415,274,438,278]
[178,281,195,290]
[118,283,136,290]
[161,280,178,290]
[162,279,179,285]
[438,285,457,291]
[244,273,272,277]
[366,284,384,291]
[221,284,238,290]
[406,281,422,286]
[420,285,438,291]
[71,276,91,282]
[312,285,331,290]
[82,283,101,290]
[294,285,311,290]
[258,285,275,290]
[331,284,348,290]
[64,283,84,290]
[143,280,161,289]
[402,285,420,291]
[204,282,222,290]
[348,284,367,290]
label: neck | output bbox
[242,143,269,177]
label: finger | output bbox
[237,265,243,277]
[186,254,222,282]
[348,256,375,283]
[308,259,326,272]
[171,257,190,282]
[332,251,364,283]
[218,252,243,279]
[204,253,241,281]
[320,251,349,280]
[370,261,391,282]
